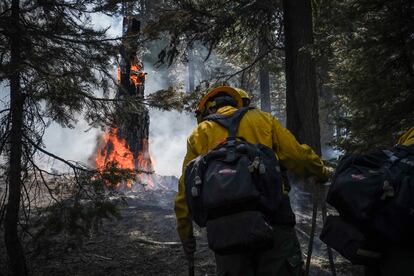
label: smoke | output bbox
[42,65,196,177]
[148,109,195,176]
[90,13,122,38]
[322,146,342,161]
[144,61,196,177]
[38,14,197,177]
[42,121,100,167]
[2,13,234,177]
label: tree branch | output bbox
[23,134,93,173]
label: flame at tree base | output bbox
[95,128,155,189]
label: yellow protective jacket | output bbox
[397,127,414,146]
[174,106,330,241]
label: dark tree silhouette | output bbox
[0,1,130,274]
[283,0,321,154]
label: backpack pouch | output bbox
[203,155,260,210]
[206,211,274,255]
[372,176,414,244]
[185,156,208,227]
[320,216,383,265]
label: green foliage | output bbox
[144,0,287,116]
[146,86,202,112]
[95,161,138,188]
[0,1,122,129]
[145,0,283,66]
[34,199,120,242]
[316,0,414,152]
[31,164,134,253]
[0,0,150,260]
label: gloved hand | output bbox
[181,234,196,257]
[316,166,335,183]
[324,166,335,180]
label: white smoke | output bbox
[90,13,122,38]
[144,61,196,177]
[41,120,101,169]
[39,13,196,177]
[148,109,195,176]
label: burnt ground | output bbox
[0,182,364,276]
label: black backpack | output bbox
[320,145,414,264]
[184,107,283,254]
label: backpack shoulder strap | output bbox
[389,144,414,159]
[204,107,252,139]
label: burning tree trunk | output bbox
[95,16,153,188]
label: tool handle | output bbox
[188,255,195,276]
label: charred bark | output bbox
[283,0,321,154]
[117,16,151,171]
[4,0,28,275]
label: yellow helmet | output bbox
[235,88,251,100]
[197,86,243,115]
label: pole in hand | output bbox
[188,254,195,276]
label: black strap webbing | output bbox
[204,107,252,138]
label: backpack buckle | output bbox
[226,137,236,145]
[225,138,237,161]
[259,162,266,174]
[383,150,399,163]
[192,176,202,197]
[195,176,202,186]
[191,186,199,197]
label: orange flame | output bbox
[117,60,146,87]
[96,128,134,171]
[95,128,155,189]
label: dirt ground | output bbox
[1,183,364,276]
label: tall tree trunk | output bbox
[318,57,335,157]
[239,71,247,90]
[259,67,271,112]
[283,0,321,155]
[5,0,28,275]
[259,32,271,112]
[188,48,195,92]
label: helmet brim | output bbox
[197,86,243,114]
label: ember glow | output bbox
[95,128,155,189]
[116,59,146,89]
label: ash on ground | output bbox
[0,175,364,276]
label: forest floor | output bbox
[0,179,365,276]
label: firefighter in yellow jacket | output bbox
[175,86,330,275]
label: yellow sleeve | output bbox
[397,127,414,146]
[174,136,199,241]
[271,117,329,181]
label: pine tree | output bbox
[0,1,129,274]
[144,0,284,82]
[316,0,414,152]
